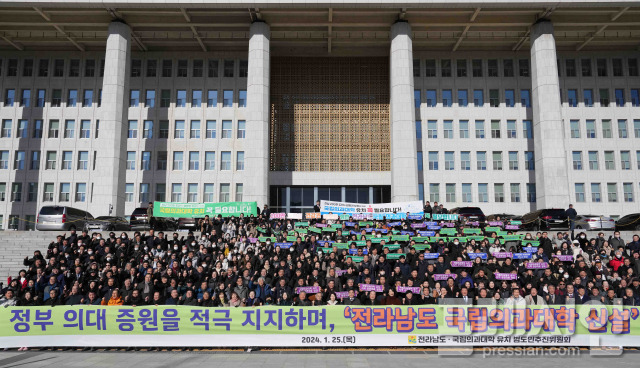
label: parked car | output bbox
[177,217,199,230]
[36,206,93,231]
[486,214,518,222]
[574,215,616,230]
[130,207,178,231]
[521,209,568,230]
[615,213,640,231]
[84,216,131,232]
[449,207,486,224]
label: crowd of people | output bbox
[1,205,640,308]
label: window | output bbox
[33,120,42,138]
[470,90,484,107]
[189,151,199,170]
[21,59,33,77]
[629,58,639,76]
[139,183,150,203]
[461,151,470,171]
[488,59,498,77]
[427,120,437,138]
[15,120,27,139]
[207,90,218,106]
[425,60,436,77]
[59,183,70,202]
[489,89,499,107]
[478,183,488,202]
[36,90,45,107]
[192,90,202,107]
[597,58,607,77]
[602,120,612,138]
[429,183,440,202]
[510,183,521,202]
[461,183,472,202]
[222,120,232,138]
[525,151,535,170]
[508,151,518,170]
[583,89,593,107]
[426,90,436,107]
[143,120,153,139]
[4,89,15,106]
[220,183,230,202]
[48,120,59,138]
[428,152,438,170]
[0,151,7,170]
[444,151,454,170]
[30,151,40,170]
[126,151,136,170]
[607,183,618,202]
[618,120,628,138]
[519,89,531,107]
[565,59,576,77]
[221,151,231,170]
[575,183,585,203]
[67,89,78,107]
[53,59,64,77]
[187,183,198,203]
[174,120,185,138]
[588,151,599,170]
[130,59,142,77]
[472,59,482,77]
[51,89,61,107]
[78,151,88,170]
[572,151,583,170]
[581,59,592,76]
[81,89,93,107]
[475,120,485,138]
[60,151,72,170]
[235,183,244,202]
[84,59,95,77]
[635,120,640,138]
[459,120,469,138]
[68,59,80,77]
[416,151,423,171]
[239,90,247,107]
[503,60,514,77]
[442,90,452,107]
[98,89,102,106]
[128,120,138,138]
[64,120,74,138]
[206,120,216,138]
[141,151,151,171]
[38,59,49,77]
[20,89,30,107]
[621,151,631,170]
[193,59,204,77]
[43,183,54,202]
[632,89,640,107]
[456,59,467,77]
[239,60,248,78]
[613,59,623,76]
[599,88,610,106]
[442,120,453,139]
[518,59,529,77]
[567,89,577,107]
[162,60,172,77]
[124,184,134,203]
[208,60,219,77]
[190,120,201,139]
[27,183,37,202]
[505,90,515,107]
[494,183,505,202]
[591,183,602,202]
[492,151,502,170]
[156,184,166,202]
[586,120,596,138]
[413,59,421,77]
[236,151,245,171]
[157,151,167,170]
[223,90,233,107]
[143,90,155,107]
[224,60,234,77]
[638,151,640,170]
[441,59,451,77]
[204,183,215,202]
[615,89,625,106]
[176,90,186,107]
[623,183,634,202]
[1,120,11,138]
[491,120,500,138]
[458,90,468,107]
[445,183,456,202]
[173,151,184,170]
[159,120,169,139]
[570,120,580,138]
[145,60,157,77]
[160,90,171,107]
[14,151,25,170]
[604,151,615,170]
[506,120,517,138]
[527,183,536,203]
[476,151,487,170]
[205,152,215,170]
[414,90,421,108]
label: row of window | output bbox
[0,149,246,172]
[564,88,639,107]
[0,181,243,204]
[0,58,247,79]
[569,119,640,139]
[417,151,535,171]
[412,57,640,78]
[571,151,640,171]
[415,119,533,140]
[2,88,248,109]
[574,183,637,203]
[418,182,538,203]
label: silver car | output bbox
[574,215,616,230]
[36,206,93,231]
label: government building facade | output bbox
[0,0,639,229]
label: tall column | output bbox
[530,19,570,208]
[390,21,419,202]
[96,21,130,216]
[245,21,270,207]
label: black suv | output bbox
[615,213,640,231]
[449,207,486,225]
[521,208,568,230]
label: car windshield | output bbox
[461,208,483,215]
[39,206,64,215]
[545,209,566,217]
[95,216,114,220]
[132,208,147,215]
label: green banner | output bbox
[153,201,257,218]
[385,253,406,260]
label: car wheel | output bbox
[109,225,115,231]
[576,225,583,229]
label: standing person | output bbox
[566,204,577,237]
[313,201,321,213]
[147,202,155,231]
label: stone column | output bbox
[244,21,270,207]
[96,21,130,216]
[530,19,570,208]
[390,21,419,202]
